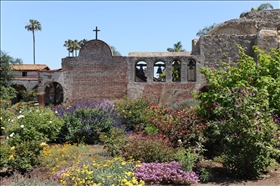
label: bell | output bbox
[138,65,145,76]
[156,66,163,74]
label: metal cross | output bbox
[93,26,100,40]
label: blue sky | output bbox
[1,1,279,70]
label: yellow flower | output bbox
[0,117,2,120]
[1,126,4,130]
[40,142,47,147]
[8,155,14,160]
[10,146,15,151]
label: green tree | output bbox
[240,3,274,18]
[63,39,74,57]
[110,45,121,56]
[196,23,219,37]
[73,39,80,57]
[79,39,88,48]
[25,19,42,64]
[0,51,22,87]
[167,41,186,52]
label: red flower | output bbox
[184,130,188,135]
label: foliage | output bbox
[134,161,199,185]
[196,23,219,37]
[0,50,22,87]
[115,97,152,131]
[173,147,198,172]
[56,100,123,144]
[167,98,200,111]
[240,3,274,17]
[121,132,176,163]
[5,105,64,145]
[56,157,145,186]
[99,127,128,157]
[194,46,280,178]
[21,89,37,102]
[199,167,213,183]
[149,105,207,156]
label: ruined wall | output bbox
[199,34,257,68]
[62,40,128,102]
[127,53,202,104]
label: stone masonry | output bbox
[35,9,280,106]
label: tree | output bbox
[167,41,186,52]
[240,3,274,18]
[110,46,121,56]
[0,51,23,87]
[72,39,80,57]
[63,39,74,57]
[25,19,42,64]
[79,39,88,48]
[196,23,219,37]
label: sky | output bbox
[1,1,280,70]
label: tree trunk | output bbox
[33,30,36,64]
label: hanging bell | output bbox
[138,65,145,76]
[156,66,163,74]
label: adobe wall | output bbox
[61,40,128,101]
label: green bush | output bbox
[115,97,152,131]
[194,46,280,178]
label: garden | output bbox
[0,46,279,186]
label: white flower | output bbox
[36,110,39,112]
[19,110,22,113]
[178,139,182,144]
[17,115,24,119]
[55,111,58,114]
[8,119,10,122]
[10,132,15,137]
[49,121,52,123]
[20,125,24,128]
[6,136,9,139]
[11,120,14,122]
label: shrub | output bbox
[5,106,64,145]
[134,161,199,185]
[115,97,152,131]
[121,132,176,163]
[56,100,123,144]
[193,46,280,178]
[149,106,207,156]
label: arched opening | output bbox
[44,82,64,106]
[187,59,196,82]
[10,84,27,104]
[172,59,181,82]
[154,61,165,82]
[135,61,147,82]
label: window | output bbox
[187,59,196,82]
[135,61,147,82]
[172,60,181,82]
[22,72,27,77]
[154,61,165,82]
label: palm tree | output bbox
[167,41,186,52]
[25,19,42,64]
[72,39,80,57]
[63,39,74,57]
[240,3,274,18]
[196,23,219,37]
[79,39,88,48]
[110,46,121,56]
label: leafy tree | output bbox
[79,39,88,48]
[196,23,219,37]
[0,51,22,87]
[25,19,42,64]
[240,3,274,18]
[110,45,121,56]
[63,39,74,57]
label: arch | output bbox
[135,61,147,82]
[154,61,165,82]
[10,84,27,104]
[44,82,64,106]
[187,59,196,82]
[208,25,252,35]
[172,59,181,82]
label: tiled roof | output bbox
[10,64,50,71]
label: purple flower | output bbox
[213,102,219,107]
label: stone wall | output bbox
[199,34,257,68]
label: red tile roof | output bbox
[10,64,50,71]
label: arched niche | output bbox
[172,59,181,82]
[135,61,147,82]
[187,59,196,82]
[44,82,64,106]
[154,61,165,82]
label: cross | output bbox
[93,26,100,40]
